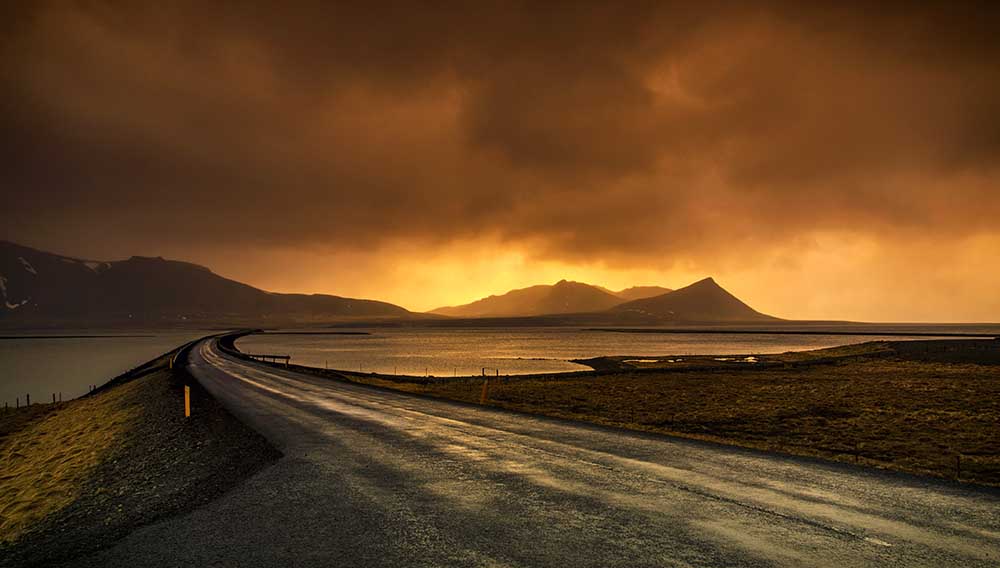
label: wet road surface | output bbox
[86,338,1000,567]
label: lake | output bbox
[0,331,212,406]
[235,327,982,378]
[2,326,993,406]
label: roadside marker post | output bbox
[184,386,191,417]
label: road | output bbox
[87,338,1000,567]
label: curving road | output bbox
[87,338,1000,567]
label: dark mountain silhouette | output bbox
[0,241,408,324]
[431,280,626,317]
[611,285,673,301]
[610,277,776,322]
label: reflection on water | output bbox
[2,326,988,406]
[236,327,970,378]
[0,331,210,405]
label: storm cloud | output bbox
[3,1,999,318]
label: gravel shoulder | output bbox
[0,347,281,568]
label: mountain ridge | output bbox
[428,279,670,317]
[430,279,657,317]
[1,241,776,325]
[431,277,773,322]
[610,277,776,322]
[0,241,409,324]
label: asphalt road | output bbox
[85,338,1000,567]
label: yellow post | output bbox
[480,378,489,404]
[184,386,191,417]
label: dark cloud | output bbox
[2,0,999,268]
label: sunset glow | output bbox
[3,2,998,322]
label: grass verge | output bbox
[0,352,281,568]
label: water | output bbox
[2,326,992,406]
[235,327,985,378]
[0,331,211,406]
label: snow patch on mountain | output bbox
[18,257,37,275]
[0,275,28,309]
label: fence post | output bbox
[956,454,961,480]
[480,378,489,404]
[52,393,55,404]
[26,393,30,406]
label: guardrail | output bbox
[244,353,291,366]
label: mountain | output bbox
[610,277,776,322]
[611,285,673,301]
[431,280,625,317]
[0,241,408,324]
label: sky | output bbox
[2,1,999,321]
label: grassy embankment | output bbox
[335,339,1000,485]
[0,348,280,568]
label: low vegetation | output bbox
[0,382,140,544]
[0,354,280,568]
[339,340,1000,485]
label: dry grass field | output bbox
[0,355,279,567]
[342,341,1000,485]
[0,381,140,543]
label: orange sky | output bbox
[2,2,999,322]
[164,231,997,322]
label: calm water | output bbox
[2,326,992,406]
[0,331,211,406]
[236,327,980,378]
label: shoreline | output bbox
[226,332,999,486]
[232,331,1000,381]
[586,327,999,338]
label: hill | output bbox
[0,241,409,324]
[611,286,673,301]
[431,280,626,317]
[610,277,776,322]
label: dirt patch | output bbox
[0,355,281,568]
